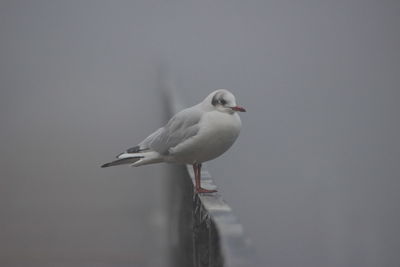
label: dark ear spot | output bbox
[211,93,219,106]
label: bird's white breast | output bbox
[169,110,242,164]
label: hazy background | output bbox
[1,1,399,266]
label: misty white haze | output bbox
[1,1,399,266]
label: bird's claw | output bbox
[195,187,218,194]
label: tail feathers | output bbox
[103,151,163,168]
[129,151,164,167]
[101,157,142,168]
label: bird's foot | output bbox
[195,187,218,194]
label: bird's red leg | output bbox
[193,164,200,190]
[194,163,217,193]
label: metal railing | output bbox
[164,87,257,267]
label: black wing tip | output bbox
[101,163,111,168]
[127,145,141,153]
[114,146,141,158]
[101,157,144,168]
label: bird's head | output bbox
[204,89,246,114]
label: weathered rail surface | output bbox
[165,88,258,267]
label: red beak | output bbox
[231,106,246,112]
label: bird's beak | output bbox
[230,106,246,112]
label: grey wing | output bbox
[122,128,163,155]
[136,127,164,151]
[142,106,202,155]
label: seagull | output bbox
[101,89,246,193]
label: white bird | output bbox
[101,89,246,193]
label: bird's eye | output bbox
[219,99,226,105]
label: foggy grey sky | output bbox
[1,1,400,266]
